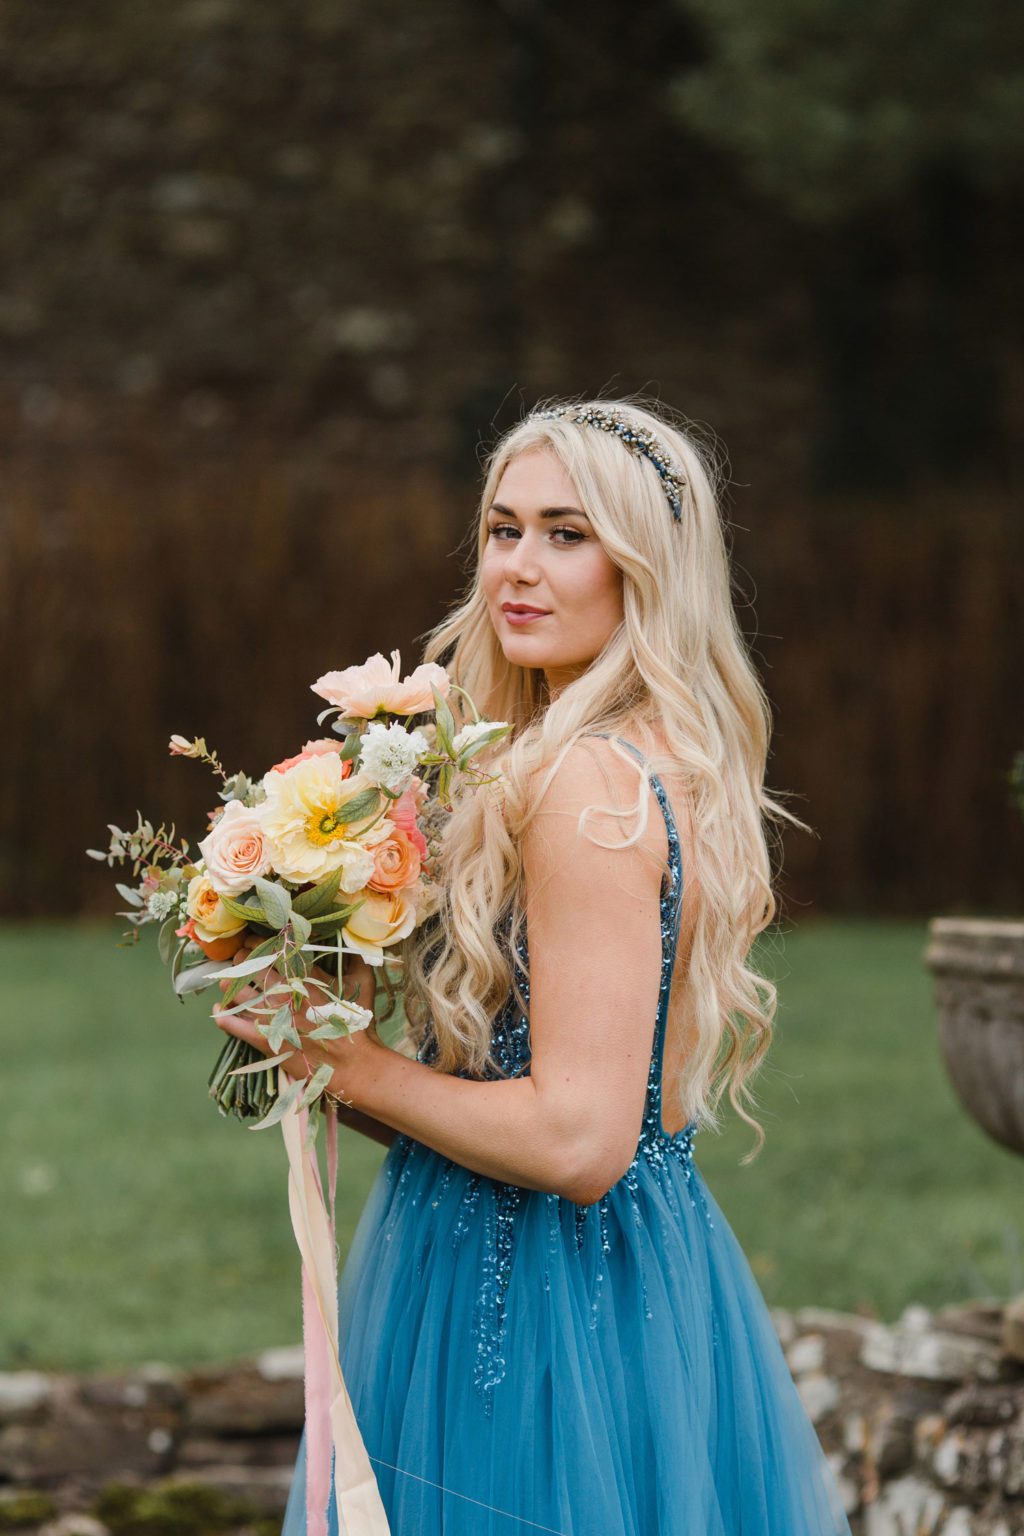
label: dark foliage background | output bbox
[1,0,1022,916]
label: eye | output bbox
[550,525,586,545]
[487,522,520,540]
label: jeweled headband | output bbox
[530,403,685,522]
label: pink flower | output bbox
[312,651,451,720]
[269,739,349,777]
[388,782,428,859]
[198,799,272,897]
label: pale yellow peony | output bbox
[258,756,387,888]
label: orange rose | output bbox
[270,739,351,777]
[176,917,240,962]
[367,825,421,893]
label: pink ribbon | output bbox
[282,1095,390,1535]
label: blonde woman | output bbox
[218,400,851,1534]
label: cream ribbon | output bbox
[280,1087,392,1535]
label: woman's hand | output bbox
[212,938,381,1104]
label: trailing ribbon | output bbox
[280,1083,391,1536]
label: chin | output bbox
[495,630,549,667]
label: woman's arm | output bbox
[333,1104,399,1150]
[217,740,669,1203]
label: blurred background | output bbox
[2,0,1022,917]
[2,0,1023,1375]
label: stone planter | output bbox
[925,917,1024,1156]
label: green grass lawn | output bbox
[1,919,1020,1371]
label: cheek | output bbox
[577,557,623,631]
[480,546,502,603]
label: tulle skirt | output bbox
[283,1134,850,1536]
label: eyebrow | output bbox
[488,502,590,520]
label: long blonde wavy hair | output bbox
[402,398,793,1147]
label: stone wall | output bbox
[2,1301,1023,1535]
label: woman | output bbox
[218,399,851,1534]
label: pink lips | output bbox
[502,604,549,626]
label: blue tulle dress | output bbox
[283,754,851,1535]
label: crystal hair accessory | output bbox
[531,403,686,522]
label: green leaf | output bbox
[115,882,145,907]
[207,952,278,981]
[265,1004,297,1052]
[220,893,268,926]
[432,684,455,757]
[299,1062,336,1111]
[339,732,361,761]
[157,916,180,964]
[249,1075,305,1131]
[304,1100,321,1151]
[458,724,511,767]
[255,877,292,931]
[310,898,361,927]
[170,937,188,991]
[228,1050,294,1076]
[333,787,381,826]
[219,935,282,1005]
[290,910,313,946]
[292,867,344,919]
[305,1019,348,1040]
[173,960,224,996]
[308,909,358,938]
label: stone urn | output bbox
[925,918,1024,1156]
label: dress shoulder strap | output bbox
[611,737,684,908]
[608,738,689,1142]
[586,734,685,920]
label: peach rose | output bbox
[312,651,451,719]
[198,799,271,897]
[367,825,422,893]
[184,874,247,952]
[343,888,417,964]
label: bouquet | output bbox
[89,651,509,1132]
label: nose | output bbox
[502,529,541,585]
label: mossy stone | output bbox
[93,1480,257,1535]
[0,1492,59,1530]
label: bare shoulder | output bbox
[530,735,649,820]
[523,736,668,891]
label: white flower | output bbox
[146,890,179,920]
[451,720,509,757]
[306,998,375,1035]
[359,722,429,793]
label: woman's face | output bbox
[481,448,624,695]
